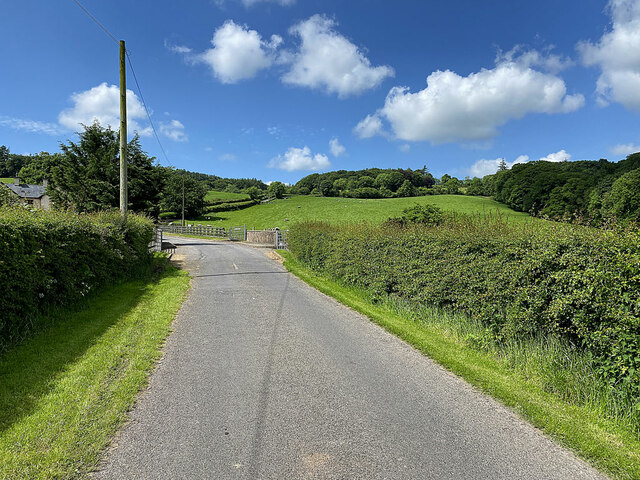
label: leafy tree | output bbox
[603,167,640,221]
[466,178,484,196]
[0,146,9,177]
[444,177,461,194]
[50,122,161,213]
[357,176,375,188]
[375,172,405,191]
[160,173,207,218]
[396,180,417,197]
[333,178,347,194]
[0,184,18,207]
[245,186,263,201]
[320,179,335,197]
[18,152,61,184]
[268,181,286,199]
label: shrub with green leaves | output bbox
[288,219,640,397]
[0,207,154,350]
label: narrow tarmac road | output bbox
[94,236,605,480]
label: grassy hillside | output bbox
[189,195,531,229]
[1,178,13,184]
[204,190,250,202]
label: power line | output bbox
[125,52,172,167]
[71,0,118,45]
[70,0,173,168]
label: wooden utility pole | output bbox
[182,174,185,227]
[119,40,128,215]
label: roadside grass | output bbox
[188,194,531,230]
[1,177,13,184]
[279,251,640,480]
[0,261,190,479]
[204,190,249,202]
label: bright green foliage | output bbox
[0,264,189,479]
[0,186,18,207]
[268,181,286,199]
[603,167,640,221]
[396,180,417,197]
[203,199,257,215]
[245,186,264,201]
[0,207,154,350]
[187,195,530,230]
[288,219,640,402]
[204,190,250,202]
[51,122,164,214]
[160,173,208,218]
[387,203,444,226]
[295,166,435,199]
[490,154,640,220]
[17,152,61,184]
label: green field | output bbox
[1,178,13,184]
[189,195,531,229]
[204,190,250,202]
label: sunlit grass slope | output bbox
[190,195,531,229]
[204,190,250,202]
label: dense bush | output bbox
[289,219,640,396]
[0,207,154,350]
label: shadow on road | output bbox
[192,271,288,278]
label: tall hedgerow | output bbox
[288,218,640,397]
[0,207,154,350]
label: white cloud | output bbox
[268,146,330,171]
[193,21,281,84]
[58,82,152,135]
[467,155,529,177]
[540,149,571,162]
[215,0,295,7]
[467,149,571,177]
[282,15,394,97]
[579,0,640,110]
[219,153,237,161]
[165,41,192,54]
[329,137,346,157]
[496,45,574,74]
[399,144,411,153]
[357,49,584,144]
[159,120,188,142]
[0,116,65,135]
[611,143,640,155]
[241,0,295,5]
[353,113,386,139]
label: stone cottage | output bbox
[3,178,51,209]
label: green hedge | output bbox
[0,207,154,350]
[207,197,251,206]
[204,199,257,214]
[288,219,640,396]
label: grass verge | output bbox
[0,262,190,479]
[279,251,640,480]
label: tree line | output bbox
[469,155,640,222]
[0,122,268,217]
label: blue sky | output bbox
[2,0,640,184]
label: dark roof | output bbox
[4,183,46,199]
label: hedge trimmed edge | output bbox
[0,207,154,351]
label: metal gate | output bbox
[275,230,288,250]
[229,225,247,241]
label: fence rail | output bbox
[160,224,289,249]
[161,224,230,238]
